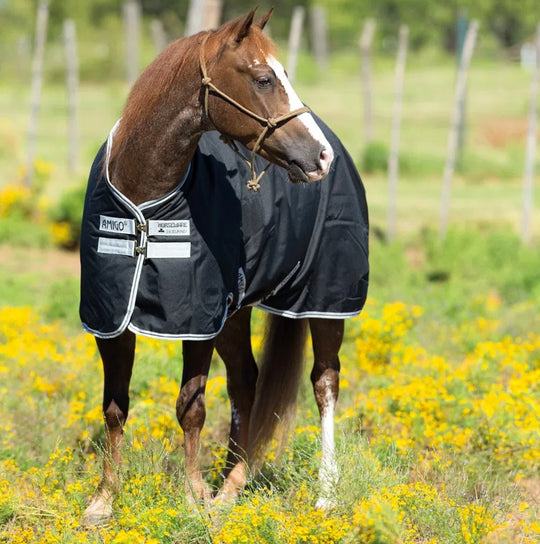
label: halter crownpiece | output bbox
[199,33,311,191]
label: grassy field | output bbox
[0,47,539,543]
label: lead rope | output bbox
[199,34,311,191]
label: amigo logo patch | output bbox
[99,215,136,235]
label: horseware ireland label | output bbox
[98,237,135,256]
[99,215,136,235]
[148,220,190,237]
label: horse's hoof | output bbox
[82,496,113,527]
[214,487,239,506]
[82,511,113,527]
[185,480,213,505]
[213,464,246,506]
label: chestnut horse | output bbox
[81,9,367,525]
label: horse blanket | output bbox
[79,115,369,340]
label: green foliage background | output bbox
[2,0,540,55]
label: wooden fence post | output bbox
[123,0,141,87]
[25,0,49,187]
[439,20,479,239]
[63,19,79,174]
[287,6,305,85]
[521,23,540,244]
[186,0,205,36]
[202,0,222,30]
[359,19,376,143]
[309,5,329,72]
[387,25,409,242]
[150,19,168,56]
[455,11,470,167]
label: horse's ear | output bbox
[255,8,273,30]
[234,7,258,43]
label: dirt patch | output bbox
[520,478,540,507]
[476,117,531,149]
[3,245,79,277]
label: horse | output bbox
[79,9,368,525]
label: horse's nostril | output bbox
[319,148,333,172]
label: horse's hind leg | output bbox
[177,338,215,502]
[214,307,258,503]
[83,330,136,526]
[309,318,344,509]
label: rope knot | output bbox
[247,179,261,191]
[266,118,278,129]
[201,76,212,86]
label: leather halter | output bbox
[199,33,311,191]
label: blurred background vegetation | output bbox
[2,0,540,51]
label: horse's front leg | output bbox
[177,338,214,502]
[214,307,258,503]
[309,318,344,509]
[83,330,136,526]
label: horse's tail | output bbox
[248,313,308,466]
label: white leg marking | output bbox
[316,377,338,509]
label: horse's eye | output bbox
[255,76,273,89]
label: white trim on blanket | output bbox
[82,246,146,339]
[256,304,363,320]
[83,304,361,340]
[127,318,227,341]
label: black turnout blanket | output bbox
[80,116,369,340]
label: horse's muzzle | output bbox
[306,147,333,181]
[288,146,334,183]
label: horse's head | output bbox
[201,9,333,184]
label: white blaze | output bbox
[266,55,333,158]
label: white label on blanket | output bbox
[146,241,191,259]
[148,220,190,237]
[99,215,136,235]
[98,237,135,256]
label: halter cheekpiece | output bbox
[199,33,311,191]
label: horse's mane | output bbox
[108,15,275,166]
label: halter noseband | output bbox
[199,34,311,191]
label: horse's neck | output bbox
[109,64,204,205]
